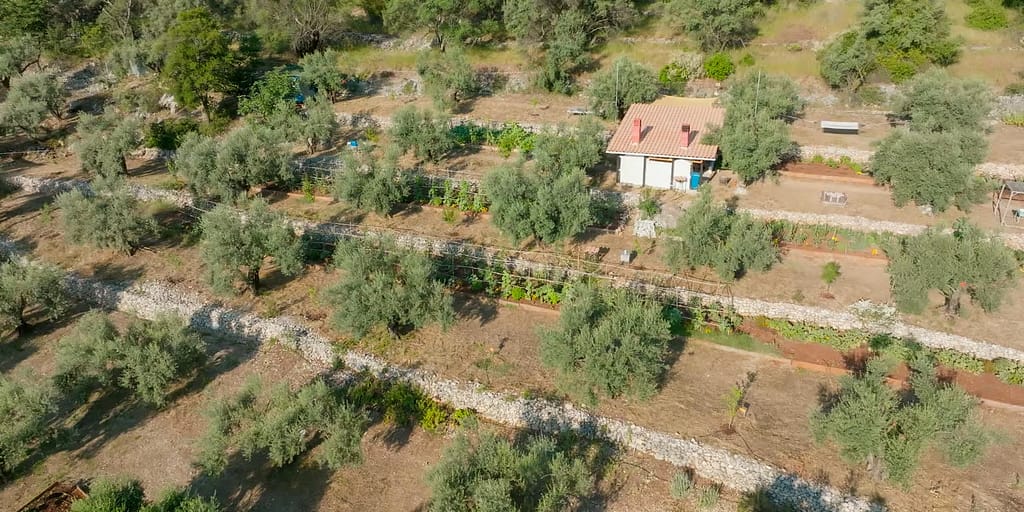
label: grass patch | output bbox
[692,329,781,356]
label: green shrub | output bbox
[703,53,735,81]
[965,1,1008,30]
[1003,113,1024,127]
[145,118,199,150]
[55,311,207,407]
[325,238,454,339]
[697,485,721,509]
[739,53,755,66]
[197,378,365,475]
[56,181,157,255]
[390,106,456,163]
[665,187,777,280]
[0,371,56,477]
[539,282,672,404]
[932,348,986,374]
[71,478,222,512]
[994,359,1024,386]
[427,430,596,511]
[670,472,693,499]
[0,260,68,334]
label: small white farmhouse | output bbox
[605,101,724,191]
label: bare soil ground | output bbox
[0,312,687,512]
[1,179,1023,512]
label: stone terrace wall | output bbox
[8,174,1024,364]
[58,274,881,512]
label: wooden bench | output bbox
[820,190,849,207]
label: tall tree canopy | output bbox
[384,0,503,51]
[0,36,41,89]
[860,0,961,81]
[199,200,304,294]
[325,239,454,338]
[887,220,1018,315]
[161,8,240,118]
[540,282,672,403]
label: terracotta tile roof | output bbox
[605,103,725,160]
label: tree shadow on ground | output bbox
[454,292,498,326]
[187,451,334,512]
[0,306,91,374]
[127,159,167,179]
[2,192,56,224]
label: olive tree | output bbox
[55,311,207,407]
[299,95,338,153]
[0,71,65,138]
[331,152,409,216]
[531,116,606,175]
[0,35,41,89]
[76,110,143,179]
[888,220,1018,316]
[324,238,454,339]
[299,48,347,100]
[173,124,294,201]
[55,181,157,255]
[0,261,68,334]
[891,69,991,134]
[588,57,660,120]
[69,478,221,512]
[860,0,960,81]
[666,0,764,51]
[664,188,777,280]
[0,371,56,478]
[427,429,595,511]
[416,48,477,112]
[199,200,304,294]
[812,356,991,486]
[710,72,803,182]
[540,282,672,404]
[871,71,991,211]
[390,106,456,163]
[818,31,875,89]
[483,164,591,245]
[197,377,365,475]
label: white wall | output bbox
[673,159,693,191]
[618,155,645,186]
[646,159,673,189]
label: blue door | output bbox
[689,172,701,190]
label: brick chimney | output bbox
[632,118,642,144]
[680,124,691,147]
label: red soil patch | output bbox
[742,319,1024,408]
[782,162,875,185]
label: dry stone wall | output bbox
[8,175,1024,365]
[57,273,881,512]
